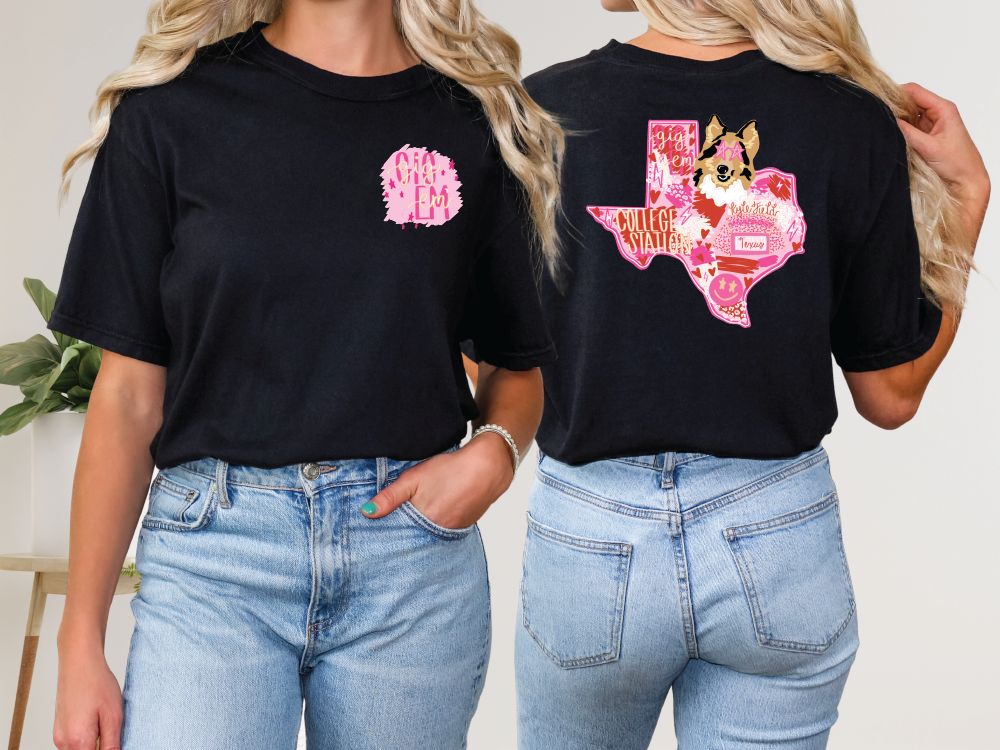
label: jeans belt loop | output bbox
[661,452,676,489]
[215,459,232,508]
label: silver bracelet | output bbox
[471,423,520,474]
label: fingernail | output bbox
[361,502,377,516]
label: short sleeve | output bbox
[48,107,173,366]
[460,201,557,371]
[830,152,942,372]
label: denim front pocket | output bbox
[399,501,476,541]
[520,514,632,668]
[142,471,218,532]
[725,493,855,653]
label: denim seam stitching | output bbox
[527,516,633,554]
[141,482,218,533]
[309,486,353,634]
[681,448,828,523]
[673,530,700,659]
[723,493,839,539]
[399,501,474,540]
[535,470,681,524]
[300,481,322,669]
[178,465,377,490]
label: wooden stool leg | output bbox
[8,572,47,750]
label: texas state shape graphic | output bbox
[588,119,807,327]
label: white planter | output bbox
[30,411,86,557]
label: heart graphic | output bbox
[705,243,712,251]
[648,153,656,162]
[744,277,753,288]
[589,206,601,218]
[689,124,695,133]
[695,252,705,263]
[689,138,695,146]
[683,178,690,187]
[709,268,716,276]
[792,242,802,252]
[693,267,702,278]
[649,189,661,204]
[701,229,709,239]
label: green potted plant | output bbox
[0,279,101,556]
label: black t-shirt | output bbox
[50,24,555,469]
[523,41,940,464]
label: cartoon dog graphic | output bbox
[692,115,759,206]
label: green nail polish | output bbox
[361,502,377,516]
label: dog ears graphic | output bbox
[736,120,760,159]
[703,116,760,160]
[705,114,727,143]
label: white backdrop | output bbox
[1,2,996,748]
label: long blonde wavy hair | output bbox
[634,0,973,311]
[61,0,565,274]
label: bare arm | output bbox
[362,363,543,529]
[54,352,165,750]
[843,83,990,429]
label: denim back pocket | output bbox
[724,493,855,653]
[142,471,218,533]
[521,514,632,668]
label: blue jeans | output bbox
[516,447,858,749]
[121,454,490,750]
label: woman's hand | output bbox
[362,432,514,529]
[53,639,123,750]
[362,364,543,528]
[898,82,990,236]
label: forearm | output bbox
[472,363,543,466]
[60,369,162,649]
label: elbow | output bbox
[859,395,921,430]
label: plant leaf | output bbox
[0,397,66,436]
[0,334,61,385]
[66,386,92,404]
[51,366,80,394]
[23,278,57,324]
[69,402,89,413]
[21,343,86,403]
[52,329,79,352]
[78,346,103,389]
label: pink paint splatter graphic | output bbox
[588,119,807,327]
[381,144,463,226]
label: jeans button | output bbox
[303,463,321,481]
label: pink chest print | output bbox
[587,119,807,328]
[381,145,463,227]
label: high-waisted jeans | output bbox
[121,453,490,750]
[516,446,858,749]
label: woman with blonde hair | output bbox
[50,1,562,748]
[508,0,989,747]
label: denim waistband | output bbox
[171,454,437,495]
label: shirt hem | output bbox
[476,343,557,371]
[47,312,170,367]
[834,302,943,373]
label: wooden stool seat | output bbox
[1,554,136,750]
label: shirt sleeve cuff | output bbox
[48,313,170,367]
[474,342,557,371]
[834,301,943,373]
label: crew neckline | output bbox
[595,39,766,74]
[241,21,434,101]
